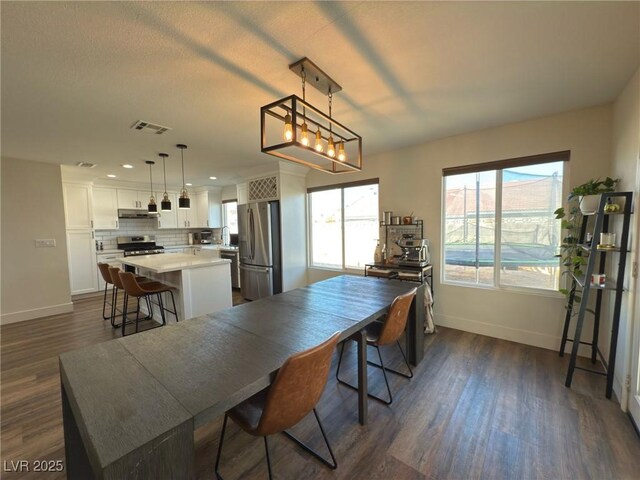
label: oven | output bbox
[117,236,165,272]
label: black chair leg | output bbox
[157,293,167,326]
[102,283,110,320]
[214,414,228,480]
[336,340,393,405]
[121,292,128,336]
[169,290,179,322]
[264,436,273,480]
[366,340,414,379]
[282,408,337,469]
[135,297,141,334]
[110,287,118,327]
[374,345,393,405]
[335,341,346,380]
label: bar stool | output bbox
[97,263,117,321]
[117,271,179,336]
[98,263,153,325]
[107,266,156,329]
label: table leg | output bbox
[356,329,368,425]
[406,284,425,366]
[62,383,95,479]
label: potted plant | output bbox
[554,197,585,296]
[570,177,619,214]
[554,176,619,296]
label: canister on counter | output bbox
[384,211,392,224]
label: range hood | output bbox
[118,209,158,219]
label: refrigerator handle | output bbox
[249,207,255,260]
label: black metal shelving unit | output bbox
[559,191,633,398]
[379,219,424,248]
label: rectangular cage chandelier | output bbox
[260,57,362,174]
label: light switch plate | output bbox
[35,239,56,248]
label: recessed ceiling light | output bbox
[122,164,134,169]
[186,183,192,186]
[209,176,217,180]
[107,174,117,178]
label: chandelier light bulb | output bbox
[315,128,323,152]
[283,113,293,141]
[337,141,346,161]
[300,122,309,146]
[327,135,335,158]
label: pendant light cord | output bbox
[181,148,186,192]
[149,163,153,195]
[163,156,168,195]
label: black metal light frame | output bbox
[260,94,362,174]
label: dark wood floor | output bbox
[2,294,639,479]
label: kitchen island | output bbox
[119,253,232,321]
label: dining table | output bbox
[59,275,425,479]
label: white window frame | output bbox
[307,179,379,273]
[440,153,569,297]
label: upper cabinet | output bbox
[117,189,151,210]
[63,183,93,229]
[93,187,119,230]
[157,193,178,229]
[237,183,248,205]
[174,190,222,229]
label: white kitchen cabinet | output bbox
[177,205,195,228]
[237,182,248,205]
[194,192,209,228]
[93,187,119,230]
[157,193,178,229]
[67,230,98,294]
[63,183,93,229]
[117,189,151,209]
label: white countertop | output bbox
[162,244,239,251]
[119,253,231,273]
[97,249,124,255]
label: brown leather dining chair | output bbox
[336,288,417,405]
[117,271,178,336]
[215,332,341,480]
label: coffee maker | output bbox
[397,238,430,267]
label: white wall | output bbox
[307,105,613,352]
[1,158,73,323]
[608,68,640,407]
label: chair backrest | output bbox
[108,266,125,290]
[118,271,146,297]
[97,263,113,284]
[256,332,340,436]
[377,288,417,346]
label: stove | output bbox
[117,236,165,257]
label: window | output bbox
[222,200,238,242]
[442,152,568,291]
[309,180,379,270]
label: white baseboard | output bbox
[0,302,74,325]
[435,313,592,357]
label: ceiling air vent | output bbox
[130,120,172,135]
[76,162,97,168]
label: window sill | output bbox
[440,280,564,299]
[308,266,365,275]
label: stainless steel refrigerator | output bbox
[238,201,282,300]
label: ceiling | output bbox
[1,1,639,187]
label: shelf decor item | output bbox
[570,177,619,214]
[260,57,362,174]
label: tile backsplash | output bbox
[95,218,204,249]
